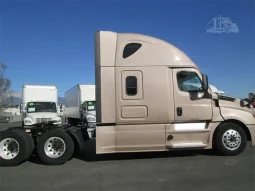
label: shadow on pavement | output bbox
[28,153,45,165]
[27,138,218,165]
[74,139,216,163]
[27,140,253,165]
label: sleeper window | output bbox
[126,76,137,96]
[123,43,142,58]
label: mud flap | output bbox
[65,126,90,152]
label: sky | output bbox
[0,0,254,98]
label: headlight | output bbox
[53,119,61,123]
[87,117,96,122]
[25,120,32,124]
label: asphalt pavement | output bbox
[0,141,254,191]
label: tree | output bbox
[0,62,12,110]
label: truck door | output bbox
[172,68,213,122]
[115,68,167,152]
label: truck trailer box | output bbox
[22,85,58,105]
[64,84,95,119]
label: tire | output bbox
[213,122,247,156]
[0,130,30,167]
[15,129,34,160]
[37,129,74,165]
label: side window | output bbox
[177,71,202,92]
[126,76,137,96]
[123,43,142,58]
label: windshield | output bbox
[86,101,96,111]
[26,102,57,113]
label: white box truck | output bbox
[64,84,96,131]
[20,85,62,127]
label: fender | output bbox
[220,107,255,125]
[65,126,90,152]
[220,107,255,145]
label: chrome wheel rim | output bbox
[222,129,241,150]
[0,138,20,160]
[44,137,66,158]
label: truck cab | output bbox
[95,31,255,156]
[80,100,96,128]
[23,101,61,126]
[21,85,62,127]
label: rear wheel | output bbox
[0,130,30,167]
[37,129,74,165]
[15,129,34,160]
[214,122,247,156]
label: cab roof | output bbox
[95,31,199,69]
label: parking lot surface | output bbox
[0,141,254,191]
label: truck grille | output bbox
[36,118,52,123]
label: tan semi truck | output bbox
[0,30,255,167]
[94,31,255,155]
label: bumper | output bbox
[53,121,62,125]
[87,122,96,128]
[247,124,255,146]
[25,120,62,126]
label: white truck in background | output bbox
[20,85,62,127]
[209,84,225,95]
[64,84,96,136]
[57,105,65,117]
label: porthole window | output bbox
[126,76,137,96]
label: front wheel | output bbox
[37,129,74,165]
[213,122,247,156]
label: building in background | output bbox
[3,107,21,116]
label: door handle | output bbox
[177,107,182,116]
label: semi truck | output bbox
[20,85,62,127]
[64,84,96,137]
[1,31,255,167]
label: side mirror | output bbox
[202,74,209,91]
[60,103,63,109]
[20,103,22,113]
[248,93,255,101]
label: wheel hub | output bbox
[0,138,20,160]
[222,129,241,150]
[230,136,236,142]
[44,137,66,158]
